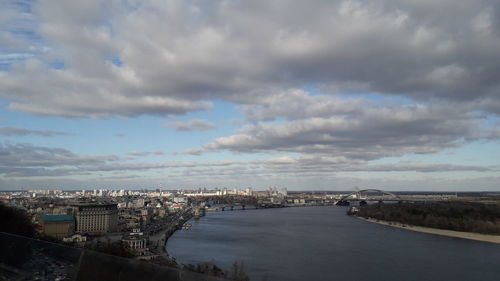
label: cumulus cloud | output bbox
[0,143,118,177]
[1,1,500,189]
[167,119,216,131]
[256,155,497,174]
[206,102,499,160]
[239,89,366,122]
[1,0,500,117]
[0,126,69,136]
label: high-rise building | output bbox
[72,203,118,233]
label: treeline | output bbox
[352,201,500,235]
[0,202,36,238]
[182,261,249,281]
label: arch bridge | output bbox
[335,189,400,206]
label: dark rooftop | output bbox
[43,215,74,222]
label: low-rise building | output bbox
[42,215,75,239]
[62,234,87,243]
[122,231,147,254]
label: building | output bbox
[122,235,146,250]
[172,195,187,204]
[122,231,147,254]
[62,234,87,243]
[42,215,75,239]
[72,203,118,234]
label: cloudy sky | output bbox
[1,0,500,191]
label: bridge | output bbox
[335,189,400,206]
[205,204,250,212]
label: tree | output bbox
[0,202,36,237]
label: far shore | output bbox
[355,216,500,244]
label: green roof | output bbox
[43,215,74,222]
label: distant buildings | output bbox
[72,203,118,233]
[172,195,188,204]
[182,187,254,197]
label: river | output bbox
[166,206,500,281]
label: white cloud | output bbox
[1,1,500,190]
[167,119,216,131]
[206,101,499,160]
[0,0,500,117]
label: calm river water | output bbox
[167,206,500,281]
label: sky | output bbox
[1,0,500,191]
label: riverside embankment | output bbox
[355,216,500,244]
[148,208,194,256]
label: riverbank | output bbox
[355,216,500,244]
[148,208,193,258]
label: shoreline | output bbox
[355,216,500,244]
[147,209,194,259]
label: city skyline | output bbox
[1,0,500,191]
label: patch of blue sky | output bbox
[0,100,248,160]
[2,0,41,48]
[1,97,295,168]
[181,100,243,133]
[46,61,64,70]
[1,25,44,67]
[0,96,10,107]
[0,52,34,62]
[3,9,36,29]
[0,103,153,154]
[0,52,35,71]
[3,0,35,12]
[12,0,33,13]
[302,83,319,95]
[8,29,39,40]
[0,63,12,71]
[106,57,123,67]
[339,92,416,106]
[159,100,272,162]
[475,111,500,126]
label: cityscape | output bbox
[1,187,499,280]
[1,0,500,280]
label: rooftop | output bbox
[43,215,74,222]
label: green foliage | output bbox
[355,201,500,234]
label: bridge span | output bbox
[335,189,400,206]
